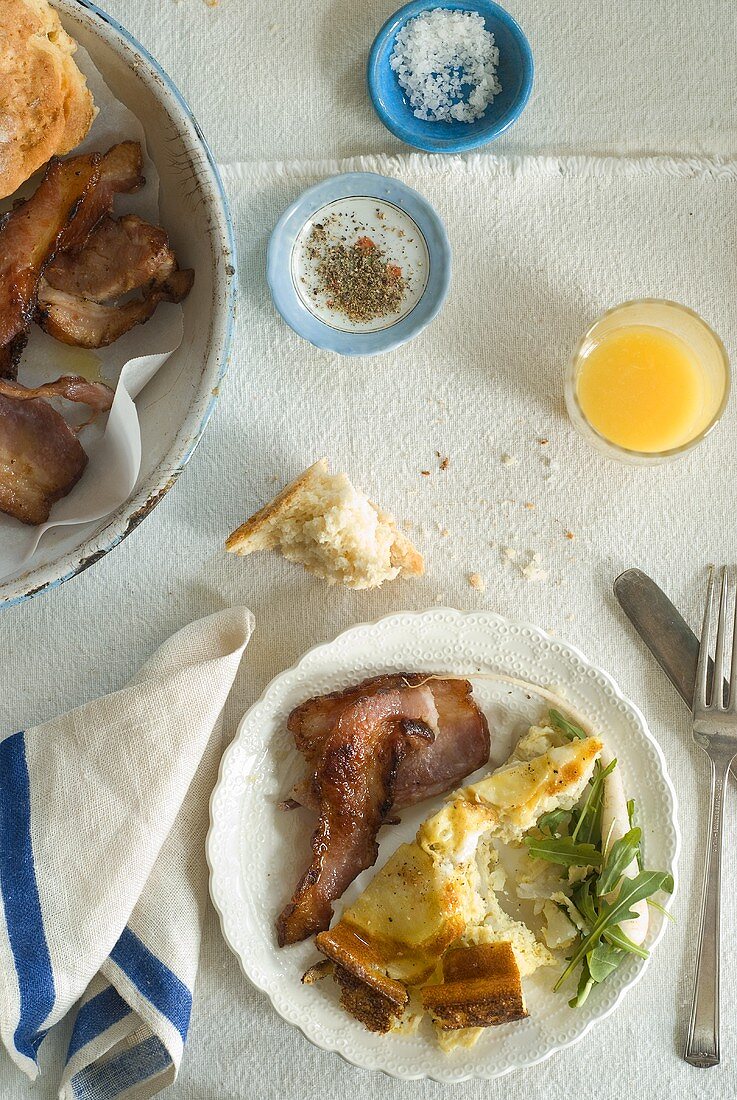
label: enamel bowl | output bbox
[0,0,236,609]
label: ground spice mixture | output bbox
[306,224,408,324]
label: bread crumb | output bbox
[565,614,574,622]
[469,572,486,592]
[520,553,548,582]
[538,438,549,445]
[421,470,431,477]
[501,546,517,561]
[524,502,535,510]
[500,453,515,466]
[439,456,450,471]
[565,530,574,540]
[434,593,446,603]
[437,525,450,537]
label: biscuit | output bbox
[0,0,96,200]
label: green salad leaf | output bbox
[596,827,641,896]
[554,869,674,992]
[603,924,649,959]
[572,758,617,846]
[572,875,649,958]
[627,799,644,871]
[587,943,627,982]
[548,709,587,741]
[524,836,603,868]
[536,807,572,836]
[569,958,595,1008]
[647,897,676,923]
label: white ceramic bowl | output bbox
[0,0,236,609]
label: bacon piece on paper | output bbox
[0,155,101,379]
[0,375,114,524]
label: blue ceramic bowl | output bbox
[368,0,533,153]
[266,172,451,356]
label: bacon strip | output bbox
[0,142,144,380]
[37,269,194,348]
[0,155,101,379]
[57,141,144,253]
[0,393,87,525]
[287,675,490,812]
[0,376,114,524]
[44,214,176,302]
[0,375,114,413]
[276,686,437,946]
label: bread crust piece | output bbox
[225,460,327,554]
[225,458,424,588]
[333,965,409,1035]
[421,942,528,1030]
[0,0,95,200]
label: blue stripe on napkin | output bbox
[110,927,192,1041]
[71,1034,171,1100]
[67,986,131,1061]
[0,731,55,1062]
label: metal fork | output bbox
[685,566,737,1068]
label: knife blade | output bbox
[613,568,700,709]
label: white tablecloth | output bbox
[2,2,737,1098]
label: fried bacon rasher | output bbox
[0,375,114,525]
[276,675,490,946]
[0,154,100,379]
[0,140,193,524]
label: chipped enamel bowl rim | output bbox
[207,607,680,1082]
[0,0,236,609]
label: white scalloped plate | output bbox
[207,609,680,1081]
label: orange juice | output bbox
[576,325,707,453]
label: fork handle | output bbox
[684,746,736,1068]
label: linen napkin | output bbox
[0,606,254,1100]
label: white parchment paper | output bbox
[0,46,184,578]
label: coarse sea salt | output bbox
[390,8,501,123]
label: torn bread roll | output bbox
[225,458,424,589]
[0,0,96,200]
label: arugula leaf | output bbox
[587,943,627,983]
[627,799,644,871]
[554,869,674,992]
[572,865,649,958]
[572,878,597,926]
[597,827,642,896]
[572,758,617,846]
[549,709,587,741]
[537,807,572,836]
[648,897,676,923]
[524,836,603,868]
[603,925,649,960]
[569,957,595,1008]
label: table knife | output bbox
[613,568,700,708]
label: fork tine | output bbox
[695,566,717,709]
[713,566,730,709]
